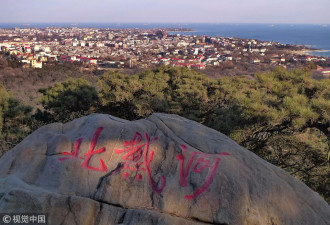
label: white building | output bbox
[31,59,42,68]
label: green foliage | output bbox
[98,71,143,120]
[39,78,99,122]
[205,67,329,201]
[0,83,32,157]
[0,84,11,130]
[98,67,213,121]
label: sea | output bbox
[0,23,329,57]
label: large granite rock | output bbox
[0,113,329,225]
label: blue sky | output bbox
[1,0,329,24]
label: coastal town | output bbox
[0,27,329,77]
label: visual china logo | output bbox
[0,214,48,225]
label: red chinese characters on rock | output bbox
[58,127,108,172]
[58,127,229,199]
[176,144,229,200]
[114,132,166,194]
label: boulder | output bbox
[0,113,329,225]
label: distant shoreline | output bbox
[165,28,195,32]
[291,49,330,56]
[305,49,330,53]
[167,30,196,33]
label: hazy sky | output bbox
[1,0,329,24]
